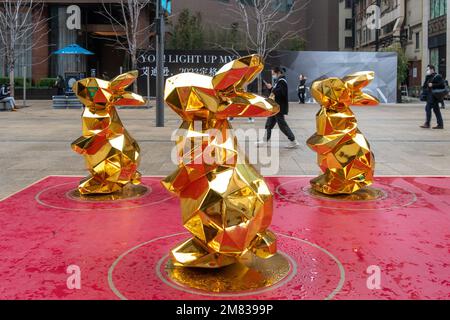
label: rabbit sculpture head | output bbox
[310,71,379,112]
[164,54,279,121]
[73,71,145,112]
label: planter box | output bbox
[15,88,58,100]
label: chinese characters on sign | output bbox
[137,51,237,78]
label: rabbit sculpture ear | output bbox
[212,55,263,92]
[109,71,139,91]
[342,71,379,106]
[212,54,280,118]
[109,71,146,107]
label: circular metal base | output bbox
[164,253,291,293]
[67,184,149,202]
[308,186,386,201]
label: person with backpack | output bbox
[257,66,300,149]
[420,65,445,129]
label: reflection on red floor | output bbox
[0,176,449,300]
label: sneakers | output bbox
[420,124,430,129]
[432,125,444,129]
[286,140,300,149]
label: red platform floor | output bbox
[0,176,449,300]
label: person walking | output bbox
[54,75,65,96]
[257,67,300,149]
[0,84,16,111]
[420,65,444,129]
[298,74,307,104]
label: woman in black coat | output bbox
[257,67,299,149]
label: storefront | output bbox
[428,0,447,77]
[0,1,154,85]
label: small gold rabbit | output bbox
[71,71,145,195]
[162,55,280,268]
[307,71,379,195]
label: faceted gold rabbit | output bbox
[71,71,145,195]
[162,55,280,268]
[307,71,379,195]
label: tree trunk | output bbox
[131,53,138,93]
[9,67,15,98]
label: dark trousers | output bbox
[425,99,444,127]
[265,113,296,141]
[298,90,305,103]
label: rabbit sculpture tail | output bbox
[162,55,280,268]
[307,71,379,195]
[71,71,145,195]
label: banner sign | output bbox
[137,50,398,103]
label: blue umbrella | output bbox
[53,44,94,55]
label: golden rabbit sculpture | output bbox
[71,71,145,195]
[307,71,379,195]
[162,55,280,268]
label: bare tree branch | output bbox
[0,0,49,95]
[214,0,310,94]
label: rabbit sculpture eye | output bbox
[307,71,379,195]
[162,55,280,268]
[71,71,145,195]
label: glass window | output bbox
[345,19,353,30]
[430,48,439,70]
[345,37,353,48]
[441,0,447,16]
[431,0,447,19]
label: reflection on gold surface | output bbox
[68,184,148,201]
[162,55,280,268]
[307,72,379,195]
[165,253,290,292]
[308,186,385,201]
[71,71,145,195]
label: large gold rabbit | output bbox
[307,72,379,195]
[162,55,280,268]
[71,71,145,195]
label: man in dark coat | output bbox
[298,74,307,104]
[420,65,444,129]
[257,67,299,149]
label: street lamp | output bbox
[155,0,171,127]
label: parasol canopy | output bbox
[53,44,94,55]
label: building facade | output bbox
[171,0,339,51]
[0,0,339,86]
[351,0,449,93]
[339,0,355,51]
[0,1,154,85]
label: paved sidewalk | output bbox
[0,100,449,199]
